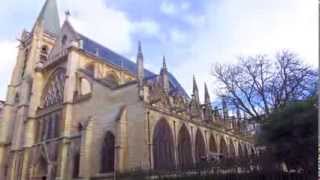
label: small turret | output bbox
[203,83,213,122]
[136,41,144,98]
[222,96,228,119]
[160,56,169,93]
[192,75,200,104]
[136,41,144,87]
[204,83,211,106]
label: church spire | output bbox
[204,83,211,105]
[162,56,167,70]
[34,0,60,35]
[160,56,169,93]
[192,75,200,104]
[136,41,144,87]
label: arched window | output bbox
[244,146,249,157]
[39,68,65,141]
[152,119,174,170]
[104,73,119,87]
[72,152,80,178]
[36,155,48,178]
[100,132,115,173]
[41,68,66,108]
[80,78,91,95]
[209,135,217,153]
[220,137,228,158]
[195,130,206,164]
[40,45,49,62]
[250,147,255,156]
[14,93,20,104]
[229,140,236,157]
[62,35,68,46]
[238,144,244,157]
[85,63,94,75]
[178,125,192,169]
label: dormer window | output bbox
[62,35,68,46]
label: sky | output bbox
[0,0,318,102]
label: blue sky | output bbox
[0,0,318,101]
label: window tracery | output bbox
[41,68,66,108]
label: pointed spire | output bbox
[192,75,200,104]
[34,0,60,35]
[162,56,167,70]
[136,41,144,87]
[138,41,142,54]
[193,75,198,92]
[160,56,169,93]
[204,83,211,105]
[222,96,228,119]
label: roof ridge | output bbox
[77,32,189,98]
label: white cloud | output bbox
[0,41,18,100]
[181,2,191,11]
[169,0,318,100]
[59,0,133,54]
[59,0,161,54]
[132,21,160,37]
[160,1,177,15]
[170,29,187,44]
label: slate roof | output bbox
[35,0,60,35]
[78,33,189,98]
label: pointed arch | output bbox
[209,134,217,153]
[100,131,115,173]
[220,137,228,157]
[152,118,174,170]
[238,143,244,157]
[243,145,249,157]
[229,140,236,157]
[72,152,80,178]
[178,124,192,169]
[250,147,255,156]
[41,68,66,108]
[195,129,206,163]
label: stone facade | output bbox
[0,0,255,180]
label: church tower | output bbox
[0,0,60,179]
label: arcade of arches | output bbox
[152,119,254,170]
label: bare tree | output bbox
[212,50,317,121]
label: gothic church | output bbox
[0,0,255,179]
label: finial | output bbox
[138,41,142,53]
[162,56,167,69]
[65,10,71,21]
[204,82,211,105]
[193,74,198,91]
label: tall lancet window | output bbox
[178,125,192,169]
[195,129,206,164]
[100,131,115,173]
[152,119,175,170]
[38,68,65,141]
